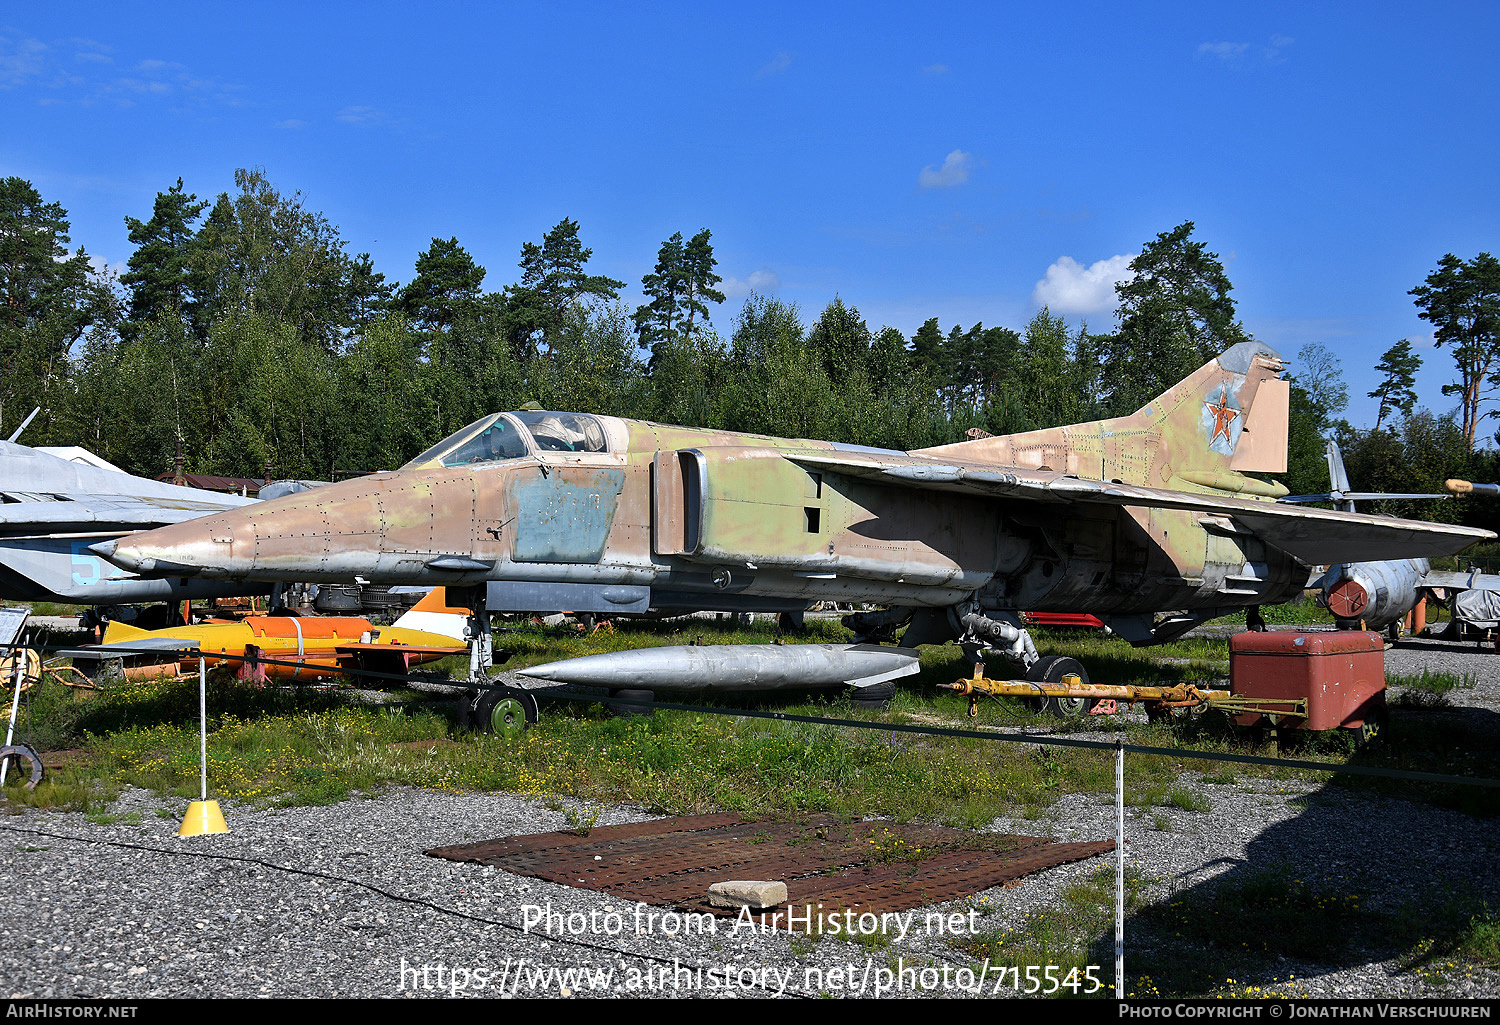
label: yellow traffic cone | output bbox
[178,799,229,837]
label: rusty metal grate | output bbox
[427,814,1113,930]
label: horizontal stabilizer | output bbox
[89,636,201,653]
[1422,570,1500,592]
[1280,492,1451,504]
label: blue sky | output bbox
[5,2,1498,432]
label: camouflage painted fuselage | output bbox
[101,344,1490,622]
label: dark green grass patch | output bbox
[1127,866,1500,996]
[956,866,1147,998]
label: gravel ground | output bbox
[1,631,1498,1000]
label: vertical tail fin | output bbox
[1127,341,1289,494]
[1326,440,1355,512]
[916,341,1290,496]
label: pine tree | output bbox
[1368,339,1422,431]
[0,177,116,436]
[120,178,210,341]
[680,229,725,343]
[1105,221,1250,414]
[634,229,726,368]
[633,232,686,357]
[1411,253,1500,450]
[397,237,485,332]
[190,168,363,352]
[511,217,623,359]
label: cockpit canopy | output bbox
[402,411,610,469]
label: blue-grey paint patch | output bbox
[0,536,251,603]
[1216,340,1283,374]
[512,469,625,564]
[484,580,649,613]
[1200,379,1245,456]
[827,441,906,456]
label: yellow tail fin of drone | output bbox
[100,620,150,645]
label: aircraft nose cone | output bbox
[94,528,213,578]
[91,538,155,573]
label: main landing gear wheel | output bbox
[1027,655,1093,719]
[476,687,538,739]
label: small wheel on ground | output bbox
[607,688,655,717]
[0,744,44,790]
[850,680,896,711]
[475,687,537,739]
[1026,655,1093,720]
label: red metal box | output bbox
[1229,630,1385,731]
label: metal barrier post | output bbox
[178,653,228,836]
[0,649,22,785]
[1115,737,1125,996]
[198,656,207,803]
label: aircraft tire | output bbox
[850,680,896,711]
[1027,655,1094,719]
[607,688,655,717]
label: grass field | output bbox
[3,602,1496,995]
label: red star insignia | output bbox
[1205,387,1239,444]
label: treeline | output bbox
[3,169,1497,537]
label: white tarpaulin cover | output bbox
[1454,589,1500,629]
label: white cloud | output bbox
[0,36,237,107]
[337,105,383,124]
[918,149,973,189]
[1031,254,1136,315]
[0,36,48,88]
[722,269,780,299]
[756,51,793,78]
[86,253,126,279]
[1197,41,1250,61]
[1199,36,1293,64]
[923,63,949,75]
[116,77,170,94]
[1264,35,1294,62]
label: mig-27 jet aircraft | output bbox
[96,342,1494,695]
